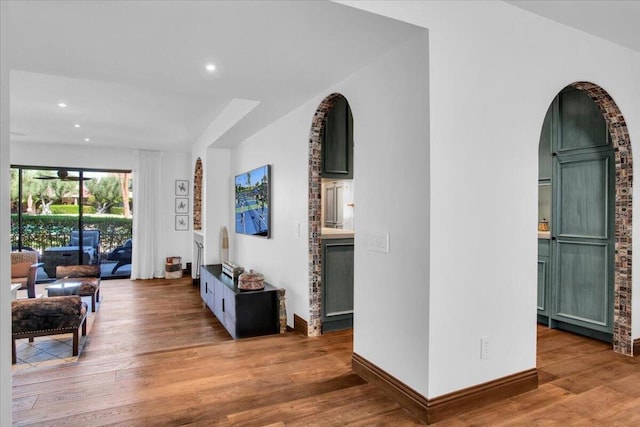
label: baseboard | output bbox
[427,368,538,423]
[293,314,308,337]
[352,353,429,423]
[634,338,640,356]
[352,353,538,424]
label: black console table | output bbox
[200,264,279,339]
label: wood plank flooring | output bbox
[12,277,419,426]
[12,277,640,425]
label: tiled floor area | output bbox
[14,336,82,367]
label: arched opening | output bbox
[193,158,203,231]
[537,82,633,355]
[307,93,354,336]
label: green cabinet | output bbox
[322,97,353,179]
[322,238,354,332]
[538,88,614,342]
[537,239,550,323]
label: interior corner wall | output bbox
[160,151,192,265]
[1,1,12,422]
[341,0,640,398]
[203,147,231,265]
[229,105,311,328]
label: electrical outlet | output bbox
[480,336,489,360]
[367,233,390,253]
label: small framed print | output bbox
[175,215,189,231]
[175,198,188,213]
[175,180,189,196]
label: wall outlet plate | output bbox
[480,336,489,360]
[367,233,390,253]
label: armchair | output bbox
[10,251,38,288]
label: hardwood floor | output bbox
[435,326,640,426]
[12,277,420,426]
[12,277,640,425]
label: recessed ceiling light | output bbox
[58,102,68,108]
[205,63,216,72]
[74,124,80,128]
[84,138,90,142]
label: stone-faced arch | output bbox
[566,81,633,355]
[193,157,203,231]
[307,92,350,336]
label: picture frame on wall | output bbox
[175,198,188,213]
[175,215,189,231]
[175,180,189,196]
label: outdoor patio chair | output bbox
[107,239,132,274]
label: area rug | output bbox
[11,296,98,372]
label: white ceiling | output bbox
[7,0,423,151]
[8,1,640,152]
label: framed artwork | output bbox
[175,180,189,196]
[175,198,188,213]
[175,215,189,231]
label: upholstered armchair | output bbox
[10,251,39,288]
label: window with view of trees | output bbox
[10,166,133,279]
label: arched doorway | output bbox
[538,82,633,355]
[307,93,353,336]
[193,158,203,231]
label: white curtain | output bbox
[131,150,165,279]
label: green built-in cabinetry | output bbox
[537,239,550,323]
[537,88,614,342]
[322,97,353,179]
[321,238,354,332]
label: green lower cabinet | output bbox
[322,238,354,332]
[537,239,550,324]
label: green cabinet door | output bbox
[322,97,353,179]
[549,88,614,340]
[322,238,354,332]
[552,151,614,336]
[537,239,550,322]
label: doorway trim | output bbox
[307,92,346,337]
[566,81,633,355]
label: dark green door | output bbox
[549,88,614,340]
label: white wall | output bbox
[227,32,431,391]
[343,33,431,394]
[10,143,193,268]
[229,106,312,328]
[1,1,12,423]
[11,142,134,171]
[341,0,640,398]
[204,147,231,265]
